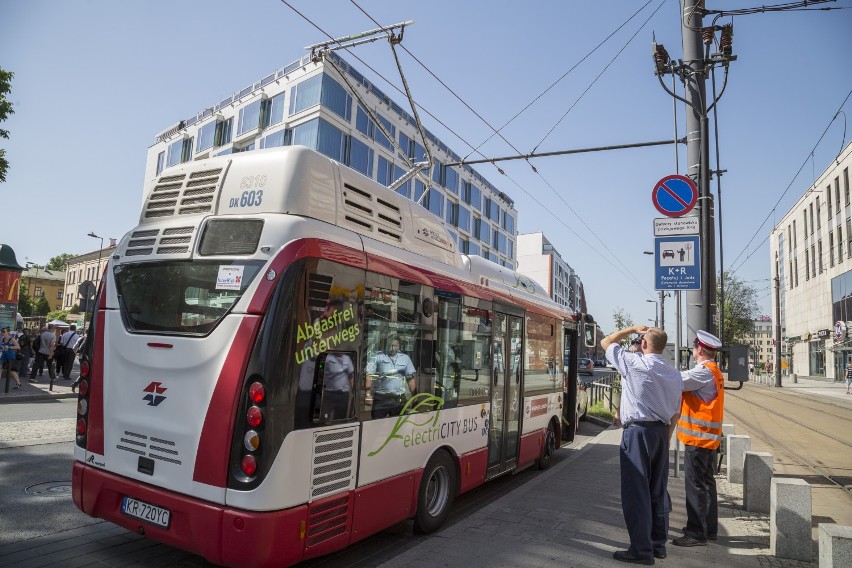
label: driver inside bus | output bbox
[366,336,416,418]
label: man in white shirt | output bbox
[58,325,80,379]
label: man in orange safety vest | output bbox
[672,330,724,547]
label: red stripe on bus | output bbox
[86,309,107,455]
[193,316,262,487]
[247,239,367,314]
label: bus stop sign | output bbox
[652,175,698,217]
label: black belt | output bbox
[624,420,667,429]
[375,394,406,402]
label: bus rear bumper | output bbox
[72,462,307,568]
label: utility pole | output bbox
[774,262,783,387]
[681,0,716,339]
[659,290,665,331]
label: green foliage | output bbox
[717,271,759,345]
[34,297,50,317]
[69,304,80,315]
[0,67,13,183]
[47,253,74,271]
[17,280,32,316]
[47,309,69,322]
[587,400,616,421]
[612,307,634,332]
[611,307,635,347]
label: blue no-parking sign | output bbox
[652,175,698,217]
[654,235,701,290]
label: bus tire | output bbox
[413,450,456,534]
[535,422,557,470]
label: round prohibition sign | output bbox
[652,175,698,217]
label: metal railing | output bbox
[584,372,621,412]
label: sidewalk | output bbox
[379,425,816,568]
[749,374,850,400]
[0,368,77,403]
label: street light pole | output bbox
[86,232,105,332]
[647,299,658,328]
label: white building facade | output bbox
[516,232,582,312]
[770,141,852,380]
[145,53,518,268]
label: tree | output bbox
[0,67,13,183]
[717,271,759,346]
[611,307,636,348]
[35,297,50,317]
[47,309,69,322]
[18,280,33,317]
[612,307,635,332]
[47,253,74,271]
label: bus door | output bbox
[487,309,524,478]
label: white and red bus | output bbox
[72,146,591,568]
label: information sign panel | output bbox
[654,235,701,290]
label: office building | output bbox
[145,53,518,268]
[770,141,852,380]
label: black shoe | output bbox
[12,384,20,389]
[672,535,707,547]
[613,550,655,565]
[653,550,666,559]
[681,526,716,541]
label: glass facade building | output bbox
[147,53,518,269]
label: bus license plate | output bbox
[121,496,171,529]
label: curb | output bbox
[0,392,77,403]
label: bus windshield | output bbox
[114,260,265,334]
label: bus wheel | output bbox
[414,451,456,534]
[536,422,557,470]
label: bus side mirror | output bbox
[583,324,597,348]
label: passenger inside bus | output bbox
[366,336,416,418]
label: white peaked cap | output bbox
[696,330,722,350]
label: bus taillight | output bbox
[248,382,265,404]
[78,380,89,397]
[79,359,90,378]
[246,406,263,428]
[77,399,88,416]
[76,418,87,436]
[241,454,257,476]
[243,430,260,451]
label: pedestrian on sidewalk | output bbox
[673,330,724,547]
[17,327,34,377]
[57,325,80,379]
[1,327,22,389]
[29,324,57,383]
[603,325,683,565]
[845,365,852,394]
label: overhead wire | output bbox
[727,89,852,274]
[347,0,668,295]
[531,0,669,153]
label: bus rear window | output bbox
[114,260,264,334]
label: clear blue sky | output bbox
[3,0,851,336]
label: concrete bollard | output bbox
[727,434,751,483]
[743,451,773,513]
[770,478,812,561]
[722,424,736,436]
[792,373,798,383]
[819,524,852,568]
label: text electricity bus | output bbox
[72,146,592,568]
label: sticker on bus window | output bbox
[216,266,244,290]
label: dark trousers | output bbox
[372,394,405,418]
[683,444,718,539]
[29,352,56,381]
[61,349,76,378]
[620,422,670,559]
